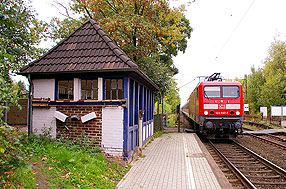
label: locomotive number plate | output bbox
[218,104,226,109]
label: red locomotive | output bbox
[182,73,243,139]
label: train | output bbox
[182,73,244,139]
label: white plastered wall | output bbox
[98,77,103,100]
[33,79,55,100]
[32,107,57,138]
[74,78,81,101]
[102,106,123,156]
[32,79,56,138]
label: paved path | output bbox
[117,133,225,189]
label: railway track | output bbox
[243,121,273,129]
[247,134,286,150]
[208,140,286,188]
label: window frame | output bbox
[57,79,74,100]
[81,79,99,100]
[104,78,124,100]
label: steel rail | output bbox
[267,134,286,142]
[248,134,286,150]
[209,141,256,189]
[243,121,272,129]
[233,140,286,178]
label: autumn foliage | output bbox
[49,0,192,95]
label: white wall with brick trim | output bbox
[32,107,56,138]
[33,79,55,100]
[102,106,123,156]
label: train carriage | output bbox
[182,74,243,139]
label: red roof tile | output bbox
[20,19,138,74]
[19,19,159,90]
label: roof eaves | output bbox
[18,67,159,91]
[133,68,159,91]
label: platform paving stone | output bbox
[117,133,221,189]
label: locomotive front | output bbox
[198,81,243,139]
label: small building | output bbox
[20,19,159,159]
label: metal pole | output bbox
[161,95,164,114]
[27,74,33,136]
[177,104,180,132]
[178,111,181,133]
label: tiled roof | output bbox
[20,19,138,74]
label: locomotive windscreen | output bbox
[222,86,239,98]
[204,86,220,98]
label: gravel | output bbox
[235,135,286,170]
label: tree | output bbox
[246,38,286,113]
[247,67,265,113]
[259,39,286,108]
[48,0,192,97]
[0,0,46,124]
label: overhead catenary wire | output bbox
[178,76,208,89]
[215,0,256,60]
[178,77,198,89]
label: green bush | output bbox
[167,114,177,127]
[0,126,25,173]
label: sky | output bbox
[17,0,286,104]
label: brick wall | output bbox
[56,106,102,146]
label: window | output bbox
[204,86,220,98]
[105,79,123,99]
[58,80,73,100]
[222,86,239,98]
[81,79,98,100]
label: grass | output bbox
[153,131,165,138]
[243,124,264,131]
[244,119,284,130]
[1,133,129,188]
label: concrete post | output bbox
[139,110,144,150]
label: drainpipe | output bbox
[139,110,144,153]
[27,74,33,136]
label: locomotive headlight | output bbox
[236,111,240,115]
[204,111,208,115]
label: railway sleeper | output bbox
[247,175,281,179]
[235,165,266,168]
[251,181,286,185]
[226,157,253,160]
[223,152,247,155]
[241,170,274,173]
[232,162,260,165]
[227,179,240,183]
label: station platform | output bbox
[243,128,286,135]
[117,133,231,189]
